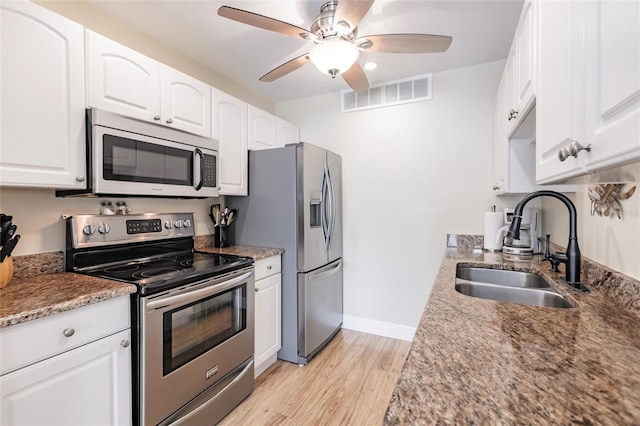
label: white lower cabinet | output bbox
[0,297,132,425]
[253,255,282,378]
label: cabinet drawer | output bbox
[0,296,130,375]
[254,256,281,281]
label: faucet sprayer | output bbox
[506,190,588,292]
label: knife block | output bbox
[0,257,14,289]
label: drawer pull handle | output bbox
[63,328,75,337]
[121,339,130,348]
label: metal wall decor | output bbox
[587,184,636,219]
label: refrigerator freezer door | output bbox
[297,258,343,358]
[297,143,329,272]
[326,150,343,262]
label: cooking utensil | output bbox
[0,234,20,262]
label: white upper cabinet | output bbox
[535,0,639,184]
[161,66,212,137]
[514,0,535,118]
[582,0,639,171]
[0,1,86,189]
[213,90,248,196]
[86,30,161,123]
[248,106,279,150]
[278,118,300,147]
[535,0,584,183]
[86,30,212,138]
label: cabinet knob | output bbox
[121,339,130,348]
[558,147,571,162]
[63,328,75,337]
[166,118,173,124]
[492,184,500,190]
[153,115,161,121]
[507,109,519,121]
[568,140,591,158]
[266,265,272,270]
[255,287,259,292]
[75,176,85,182]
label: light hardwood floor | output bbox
[219,329,411,426]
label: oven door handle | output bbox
[146,271,253,310]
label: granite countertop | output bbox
[0,273,137,328]
[198,245,284,260]
[385,246,640,424]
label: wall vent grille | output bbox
[341,73,433,112]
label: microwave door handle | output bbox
[194,148,204,190]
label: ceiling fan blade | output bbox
[333,0,375,34]
[218,6,316,41]
[259,54,310,82]
[342,62,369,92]
[356,34,453,53]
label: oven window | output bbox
[162,285,246,375]
[103,134,193,185]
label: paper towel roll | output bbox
[484,212,505,251]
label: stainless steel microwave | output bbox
[57,108,219,198]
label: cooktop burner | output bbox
[84,251,252,294]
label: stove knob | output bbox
[174,220,183,228]
[98,224,110,234]
[82,225,96,235]
[165,221,173,229]
[183,219,192,228]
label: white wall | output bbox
[0,188,220,256]
[542,163,640,280]
[276,61,516,334]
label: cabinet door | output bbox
[254,273,281,373]
[0,1,86,188]
[0,329,132,426]
[515,0,535,116]
[493,74,508,194]
[213,90,248,195]
[86,30,161,123]
[278,118,300,147]
[161,66,212,138]
[583,0,640,170]
[535,0,585,184]
[248,106,279,150]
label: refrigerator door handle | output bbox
[326,166,337,249]
[321,165,330,251]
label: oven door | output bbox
[140,268,254,426]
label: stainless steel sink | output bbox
[456,267,550,288]
[455,266,575,309]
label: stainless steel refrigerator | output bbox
[228,142,342,365]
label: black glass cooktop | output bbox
[84,251,253,295]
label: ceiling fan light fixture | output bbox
[309,39,359,78]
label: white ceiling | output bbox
[88,0,524,103]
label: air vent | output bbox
[341,73,432,112]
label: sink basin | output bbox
[456,267,550,288]
[455,266,575,309]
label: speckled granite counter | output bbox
[385,245,640,424]
[0,273,136,328]
[198,244,284,260]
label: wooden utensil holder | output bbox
[0,257,14,289]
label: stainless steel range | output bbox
[65,213,255,426]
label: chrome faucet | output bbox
[506,190,587,291]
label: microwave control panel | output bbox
[202,154,217,187]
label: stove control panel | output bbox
[68,213,195,249]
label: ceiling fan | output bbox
[217,0,452,92]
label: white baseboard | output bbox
[342,315,415,342]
